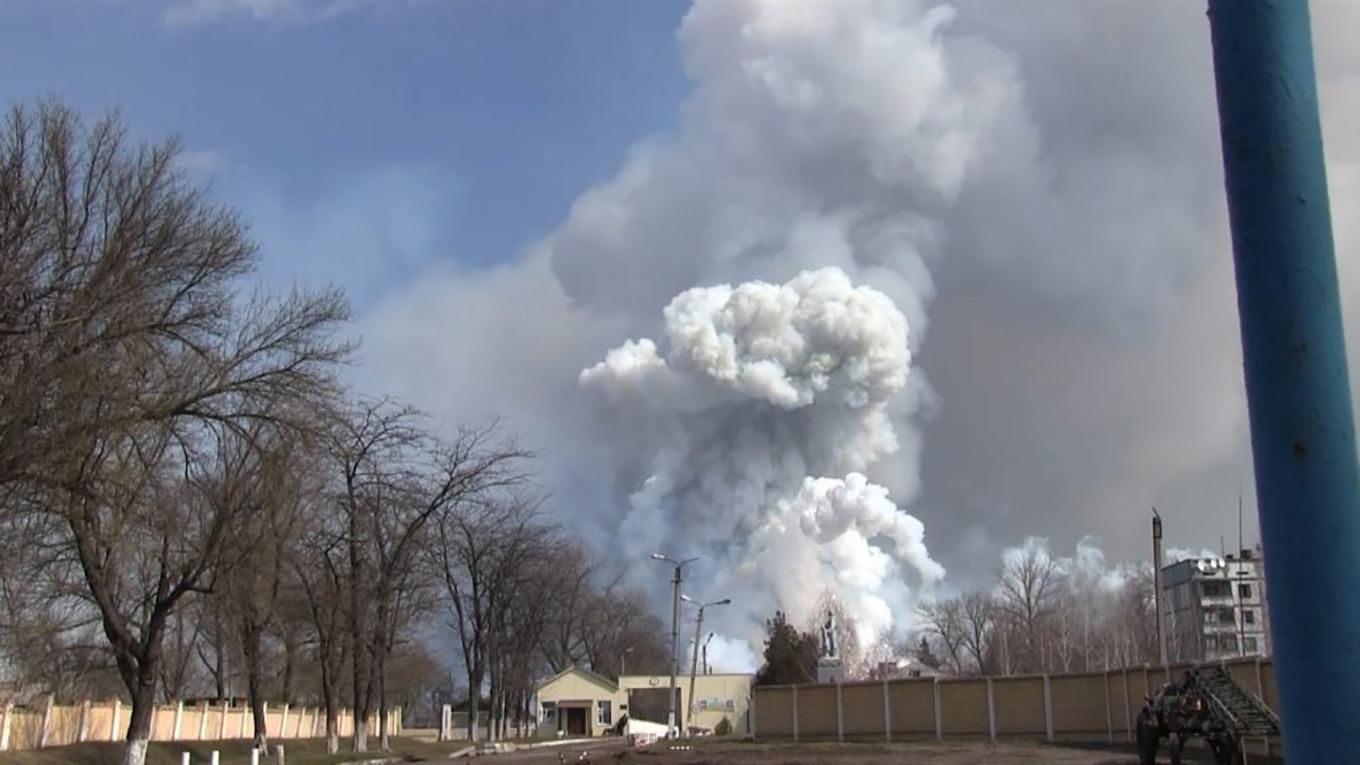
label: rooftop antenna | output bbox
[1239,494,1245,558]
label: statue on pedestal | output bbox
[817,610,845,685]
[821,611,839,659]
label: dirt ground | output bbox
[489,739,1281,764]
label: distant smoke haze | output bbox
[354,0,1360,663]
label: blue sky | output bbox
[7,0,1356,599]
[0,0,691,308]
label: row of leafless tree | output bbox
[0,100,666,765]
[916,546,1158,677]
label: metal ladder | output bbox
[1194,666,1280,738]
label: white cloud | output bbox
[160,0,427,27]
[345,0,1360,664]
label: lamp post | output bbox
[620,646,634,679]
[651,553,697,737]
[682,596,730,736]
[702,632,714,675]
[1153,509,1168,680]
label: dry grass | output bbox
[494,737,1284,764]
[0,737,454,765]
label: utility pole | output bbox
[683,597,730,736]
[620,646,634,679]
[1208,2,1360,758]
[1152,509,1168,678]
[702,633,714,675]
[651,554,697,737]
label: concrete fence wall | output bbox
[0,701,401,752]
[752,657,1276,745]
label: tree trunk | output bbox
[281,634,297,705]
[120,665,158,765]
[324,691,340,754]
[378,658,390,752]
[244,622,269,752]
[466,666,482,742]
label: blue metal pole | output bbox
[1207,1,1360,759]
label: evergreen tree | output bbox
[916,636,941,670]
[754,611,819,685]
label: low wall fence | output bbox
[751,657,1276,747]
[0,700,401,752]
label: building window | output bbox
[1238,583,1252,599]
[1202,581,1230,597]
[597,700,611,726]
[541,701,556,723]
[1245,637,1259,653]
[1243,609,1256,625]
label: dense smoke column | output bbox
[581,268,944,656]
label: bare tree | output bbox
[538,542,597,673]
[293,506,350,753]
[332,401,528,751]
[0,101,349,765]
[916,598,966,676]
[959,592,996,676]
[219,437,312,751]
[996,545,1060,674]
[432,493,540,743]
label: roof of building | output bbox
[536,666,619,694]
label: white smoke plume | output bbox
[582,269,944,650]
[357,0,1360,669]
[1002,536,1146,596]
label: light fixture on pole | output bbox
[683,595,731,736]
[702,632,715,675]
[1152,508,1168,680]
[620,646,634,679]
[651,553,698,737]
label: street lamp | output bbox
[651,553,698,737]
[620,646,634,678]
[702,632,715,675]
[683,595,731,736]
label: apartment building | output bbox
[1162,548,1271,663]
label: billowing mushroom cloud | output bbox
[580,268,944,656]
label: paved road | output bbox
[483,739,630,763]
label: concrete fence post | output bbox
[276,743,285,765]
[198,702,209,740]
[78,699,92,743]
[1042,675,1053,743]
[280,705,289,739]
[181,751,190,765]
[112,699,122,742]
[1121,670,1132,742]
[986,678,996,742]
[211,750,220,765]
[39,694,54,748]
[1,702,14,751]
[835,681,844,743]
[239,704,249,739]
[791,686,799,743]
[218,703,229,741]
[882,679,891,743]
[932,679,943,741]
[1103,671,1113,743]
[173,700,185,740]
[1255,658,1271,757]
[250,745,260,765]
